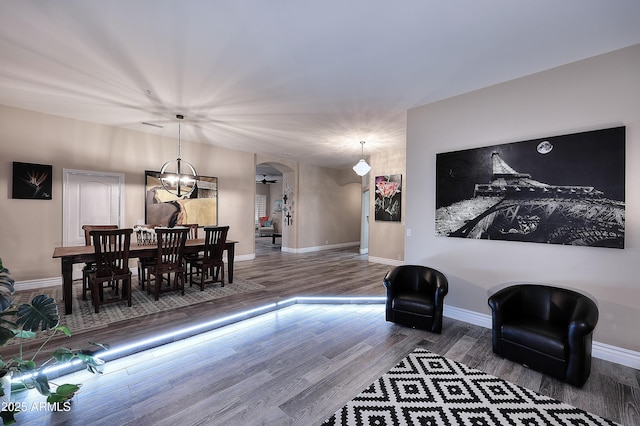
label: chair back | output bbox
[83,225,118,246]
[155,228,189,272]
[202,226,229,262]
[90,228,133,278]
[384,265,448,295]
[182,224,199,239]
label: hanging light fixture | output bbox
[159,114,198,197]
[352,140,372,176]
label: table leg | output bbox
[227,244,235,283]
[61,258,74,315]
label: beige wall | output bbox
[297,163,361,249]
[0,105,257,281]
[254,156,364,251]
[405,44,640,352]
[368,146,406,262]
[0,106,369,282]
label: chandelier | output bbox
[352,141,372,176]
[159,114,198,197]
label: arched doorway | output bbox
[255,162,287,255]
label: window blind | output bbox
[255,194,267,222]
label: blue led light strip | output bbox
[22,296,385,382]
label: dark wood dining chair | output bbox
[189,226,229,290]
[182,223,200,276]
[82,224,118,300]
[88,228,133,313]
[147,227,189,301]
[183,223,199,239]
[136,224,159,289]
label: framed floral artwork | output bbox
[12,162,52,200]
[375,174,402,222]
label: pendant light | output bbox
[159,114,198,197]
[352,141,372,176]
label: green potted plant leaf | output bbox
[0,258,107,425]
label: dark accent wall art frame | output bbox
[435,126,625,248]
[375,174,402,222]
[12,161,52,200]
[145,171,218,227]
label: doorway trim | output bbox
[360,189,369,254]
[62,169,125,247]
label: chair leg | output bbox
[191,264,195,286]
[154,273,160,301]
[220,264,225,287]
[137,261,143,288]
[197,266,204,291]
[185,260,192,287]
[92,278,100,314]
[82,272,88,300]
[190,264,204,291]
[126,276,132,307]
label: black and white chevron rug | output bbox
[322,347,619,426]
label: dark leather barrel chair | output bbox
[488,284,599,387]
[383,265,448,333]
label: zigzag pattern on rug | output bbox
[322,347,619,426]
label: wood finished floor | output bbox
[8,238,640,425]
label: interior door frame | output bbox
[62,168,125,246]
[360,189,369,254]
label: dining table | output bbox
[52,238,238,315]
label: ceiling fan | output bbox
[257,175,278,185]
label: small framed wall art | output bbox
[12,161,53,200]
[375,174,402,222]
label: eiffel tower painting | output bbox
[435,127,625,248]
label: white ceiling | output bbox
[1,1,639,169]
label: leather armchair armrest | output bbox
[487,287,521,354]
[433,284,448,307]
[431,280,448,333]
[383,268,398,290]
[566,296,599,386]
[488,287,521,323]
[383,268,400,319]
[568,297,599,345]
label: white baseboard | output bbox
[14,276,62,291]
[282,241,360,254]
[234,253,255,262]
[367,256,404,267]
[591,341,640,369]
[443,304,640,370]
[444,305,492,329]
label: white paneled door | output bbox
[62,169,124,248]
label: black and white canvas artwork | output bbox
[435,126,625,248]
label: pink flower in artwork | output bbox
[376,180,400,199]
